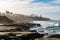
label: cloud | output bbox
[0,0,20,2]
[32,0,60,6]
[0,0,31,13]
[32,0,54,3]
[0,0,60,14]
[0,0,60,20]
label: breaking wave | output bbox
[32,20,60,28]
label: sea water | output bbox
[30,20,60,34]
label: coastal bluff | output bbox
[0,11,50,25]
[0,11,50,31]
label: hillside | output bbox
[0,11,31,31]
[0,11,50,25]
[29,14,50,21]
[29,16,50,21]
[0,11,50,31]
[0,11,31,25]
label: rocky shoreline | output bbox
[0,32,60,40]
[0,32,42,40]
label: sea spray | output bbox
[29,20,60,35]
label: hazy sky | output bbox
[0,0,60,20]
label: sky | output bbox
[0,0,60,20]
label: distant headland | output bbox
[0,11,50,25]
[28,14,50,21]
[0,11,51,31]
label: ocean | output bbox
[29,20,60,34]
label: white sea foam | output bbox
[29,20,60,36]
[32,20,59,28]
